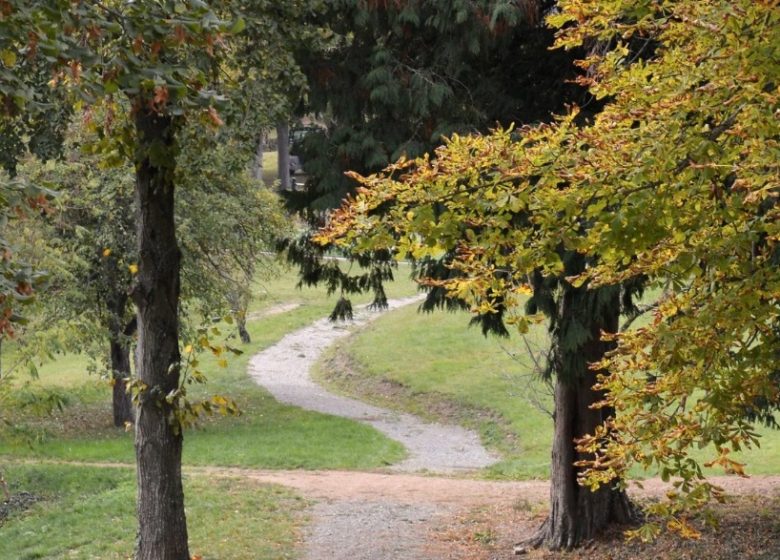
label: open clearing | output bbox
[2,271,779,559]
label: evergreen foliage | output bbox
[289,0,584,216]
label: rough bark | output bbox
[532,285,636,550]
[132,110,190,560]
[277,121,291,190]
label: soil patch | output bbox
[0,492,42,526]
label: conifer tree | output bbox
[289,0,581,216]
[317,0,779,548]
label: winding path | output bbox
[247,296,499,474]
[246,297,501,559]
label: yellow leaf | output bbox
[128,263,139,274]
[183,344,193,354]
[515,284,533,295]
[0,49,17,68]
[102,248,111,257]
[217,358,228,368]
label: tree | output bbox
[544,0,780,539]
[316,128,639,548]
[3,1,320,555]
[281,0,598,328]
[318,0,779,547]
[288,0,583,217]
[1,2,237,557]
[223,0,317,189]
[0,165,53,344]
[175,121,293,343]
[14,115,289,427]
[285,1,638,548]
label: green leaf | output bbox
[230,17,246,34]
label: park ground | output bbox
[1,264,779,559]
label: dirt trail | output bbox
[245,297,507,558]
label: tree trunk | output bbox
[110,338,134,427]
[132,110,189,560]
[236,314,250,344]
[251,130,266,182]
[532,285,635,550]
[277,121,290,190]
[107,289,134,428]
[227,290,251,344]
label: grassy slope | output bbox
[335,303,780,478]
[1,265,418,470]
[323,305,553,479]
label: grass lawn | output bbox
[0,264,419,470]
[326,303,780,479]
[0,463,306,560]
[318,305,554,479]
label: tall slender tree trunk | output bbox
[110,338,134,427]
[533,284,635,549]
[107,290,134,428]
[132,110,189,560]
[251,130,266,182]
[277,122,290,190]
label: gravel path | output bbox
[247,296,499,474]
[304,500,443,560]
[246,297,502,559]
[24,458,780,559]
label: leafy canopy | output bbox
[317,0,779,537]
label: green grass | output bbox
[328,303,780,479]
[0,265,419,470]
[8,352,95,389]
[249,259,418,313]
[0,464,306,559]
[321,305,555,479]
[262,151,278,186]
